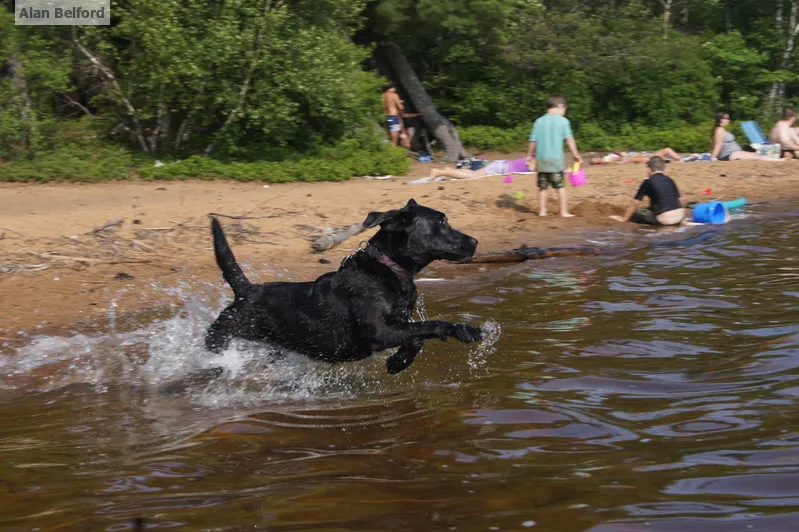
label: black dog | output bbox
[205,199,482,374]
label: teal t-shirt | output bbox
[529,114,573,173]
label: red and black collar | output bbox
[362,245,414,281]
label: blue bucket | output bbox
[692,201,729,224]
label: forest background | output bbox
[2,0,798,181]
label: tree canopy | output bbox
[2,0,799,159]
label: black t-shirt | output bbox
[634,173,682,214]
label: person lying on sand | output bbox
[608,156,686,227]
[429,157,534,180]
[590,148,681,165]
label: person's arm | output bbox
[526,141,537,169]
[566,137,582,163]
[563,119,582,163]
[710,128,725,160]
[610,181,647,222]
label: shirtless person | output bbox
[382,85,405,146]
[769,108,799,158]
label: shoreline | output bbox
[2,153,798,339]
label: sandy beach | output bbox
[1,152,797,338]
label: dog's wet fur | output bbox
[204,199,482,374]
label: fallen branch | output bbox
[0,227,24,237]
[88,219,124,234]
[208,211,301,220]
[459,230,718,264]
[462,246,612,264]
[312,223,366,252]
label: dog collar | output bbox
[364,245,414,281]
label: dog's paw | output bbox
[387,354,414,374]
[451,323,483,343]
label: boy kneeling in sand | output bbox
[609,156,685,226]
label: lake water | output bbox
[1,205,798,531]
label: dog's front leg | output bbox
[386,340,423,374]
[369,320,482,352]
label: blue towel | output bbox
[741,121,768,145]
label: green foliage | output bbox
[137,143,409,182]
[0,141,135,182]
[701,31,772,118]
[458,125,528,153]
[0,12,72,157]
[2,0,799,172]
[0,132,410,183]
[460,122,715,154]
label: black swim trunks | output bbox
[630,208,683,226]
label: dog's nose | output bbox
[467,237,478,248]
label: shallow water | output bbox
[2,206,799,531]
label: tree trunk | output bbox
[72,29,149,152]
[8,53,35,151]
[660,0,673,40]
[767,0,799,115]
[380,41,470,162]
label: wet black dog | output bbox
[205,199,482,374]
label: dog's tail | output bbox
[211,217,250,298]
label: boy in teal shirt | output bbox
[525,94,582,217]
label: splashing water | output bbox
[3,278,498,407]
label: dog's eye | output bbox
[439,218,448,226]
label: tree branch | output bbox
[71,28,149,152]
[204,0,280,156]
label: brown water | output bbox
[2,207,799,531]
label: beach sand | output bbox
[1,152,796,338]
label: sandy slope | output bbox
[1,153,796,338]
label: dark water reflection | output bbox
[1,208,799,531]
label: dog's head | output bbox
[363,199,478,268]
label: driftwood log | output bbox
[460,230,717,264]
[312,223,366,252]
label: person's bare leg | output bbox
[390,131,400,146]
[403,127,415,149]
[429,167,485,180]
[655,148,680,160]
[538,188,548,216]
[557,187,574,217]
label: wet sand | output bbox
[1,153,797,337]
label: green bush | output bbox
[459,125,528,152]
[0,142,135,182]
[0,133,411,183]
[460,122,717,155]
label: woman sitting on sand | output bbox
[711,111,782,162]
[429,157,533,180]
[590,148,681,165]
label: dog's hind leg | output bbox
[204,307,239,353]
[386,340,423,374]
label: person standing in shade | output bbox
[382,85,405,147]
[609,156,686,226]
[525,94,582,217]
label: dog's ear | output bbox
[362,200,417,230]
[362,209,398,228]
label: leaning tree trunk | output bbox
[380,41,470,162]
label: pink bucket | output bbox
[568,163,587,187]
